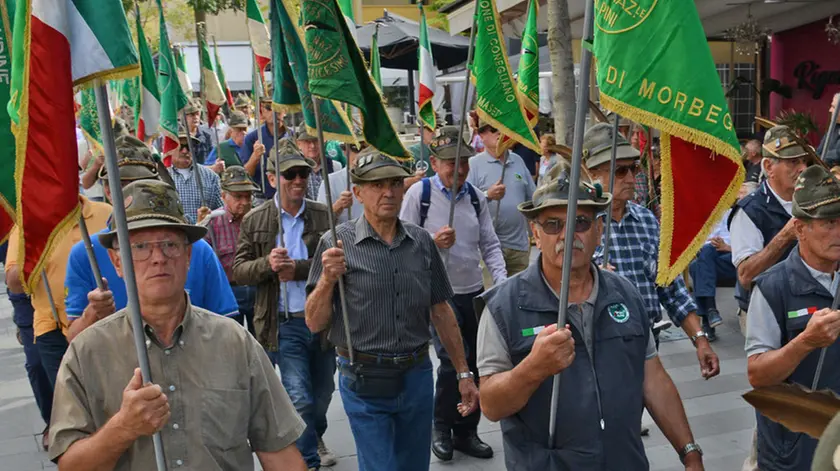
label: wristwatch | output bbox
[456,371,474,381]
[679,442,703,463]
[690,331,708,346]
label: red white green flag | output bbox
[135,5,160,141]
[174,45,193,94]
[199,31,225,125]
[8,0,139,290]
[417,4,436,130]
[154,0,188,165]
[213,37,234,107]
[246,0,271,75]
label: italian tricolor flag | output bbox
[174,44,193,94]
[246,0,271,75]
[417,4,436,130]
[134,5,160,141]
[787,307,818,319]
[8,0,139,290]
[154,0,188,165]
[213,37,234,107]
[199,32,226,126]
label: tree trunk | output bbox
[547,0,576,145]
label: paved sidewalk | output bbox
[0,282,753,471]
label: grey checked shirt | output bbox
[169,165,224,224]
[307,216,454,354]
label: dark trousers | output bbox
[35,329,69,388]
[10,292,53,425]
[230,285,256,336]
[689,244,737,315]
[431,290,482,436]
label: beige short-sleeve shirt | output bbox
[49,298,304,470]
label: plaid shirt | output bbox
[594,202,695,326]
[634,171,661,220]
[201,207,242,282]
[168,165,224,224]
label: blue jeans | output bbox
[10,292,53,425]
[230,285,256,336]
[338,355,434,471]
[689,244,737,313]
[36,329,68,388]
[270,318,335,469]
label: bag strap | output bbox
[419,177,431,228]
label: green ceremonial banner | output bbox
[370,25,381,90]
[472,0,539,153]
[592,0,744,284]
[0,0,15,240]
[270,0,301,112]
[516,0,538,123]
[79,88,103,154]
[276,0,353,143]
[303,0,410,160]
[155,0,189,156]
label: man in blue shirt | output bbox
[205,110,249,168]
[239,93,292,201]
[64,136,238,341]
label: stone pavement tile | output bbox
[665,357,747,384]
[674,372,752,401]
[643,405,757,449]
[0,402,47,440]
[646,429,753,470]
[0,435,40,457]
[0,450,50,471]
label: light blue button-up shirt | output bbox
[275,198,308,313]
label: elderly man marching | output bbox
[48,179,308,470]
[477,168,705,470]
[400,126,505,461]
[584,124,720,379]
[745,165,840,471]
[305,150,480,471]
[233,139,336,469]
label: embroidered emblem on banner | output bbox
[608,303,630,323]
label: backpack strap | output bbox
[465,182,482,220]
[419,177,432,228]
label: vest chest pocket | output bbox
[785,314,811,340]
[251,230,277,258]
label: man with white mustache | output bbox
[476,167,703,470]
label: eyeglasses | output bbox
[614,163,640,178]
[281,168,311,180]
[118,240,187,262]
[536,215,595,235]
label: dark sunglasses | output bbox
[614,162,640,178]
[479,125,498,134]
[348,143,369,153]
[179,144,191,153]
[536,215,595,235]
[281,168,311,180]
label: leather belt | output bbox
[336,345,429,367]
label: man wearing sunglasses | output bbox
[317,138,366,224]
[400,126,505,462]
[584,124,720,382]
[234,139,336,470]
[239,90,293,200]
[296,123,344,201]
[467,118,537,277]
[49,179,309,471]
[477,169,703,470]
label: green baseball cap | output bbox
[762,125,810,159]
[582,123,640,169]
[266,138,316,174]
[350,148,412,184]
[228,111,249,129]
[518,167,612,219]
[98,135,160,182]
[221,165,260,192]
[98,179,207,248]
[792,165,840,220]
[430,126,474,160]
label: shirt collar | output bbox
[142,292,193,349]
[273,196,306,219]
[765,180,793,214]
[622,202,644,222]
[431,175,469,201]
[354,215,413,246]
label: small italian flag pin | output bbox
[521,324,555,337]
[787,307,817,319]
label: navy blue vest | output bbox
[729,180,794,309]
[478,260,650,471]
[753,249,840,471]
